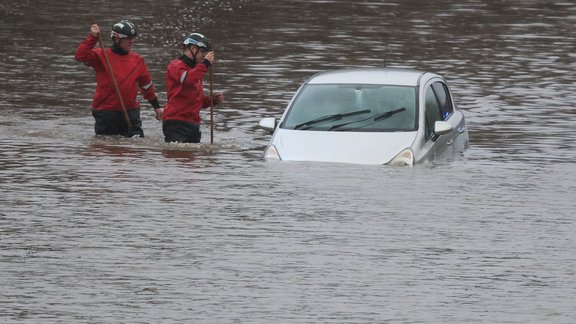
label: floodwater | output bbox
[1,0,575,322]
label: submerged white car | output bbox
[259,68,469,166]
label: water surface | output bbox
[1,0,575,322]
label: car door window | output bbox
[425,86,443,140]
[431,82,454,120]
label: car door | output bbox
[424,80,457,158]
[432,81,468,153]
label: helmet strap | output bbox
[185,46,200,62]
[112,36,120,45]
[192,47,200,62]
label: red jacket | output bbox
[75,34,158,111]
[163,56,211,124]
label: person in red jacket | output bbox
[163,33,224,143]
[75,20,163,137]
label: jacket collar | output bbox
[179,55,196,67]
[111,43,129,55]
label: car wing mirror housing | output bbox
[432,121,453,141]
[259,117,277,133]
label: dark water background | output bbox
[1,0,575,322]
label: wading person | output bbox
[75,20,163,137]
[163,33,224,143]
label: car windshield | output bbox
[281,84,418,132]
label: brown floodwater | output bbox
[1,0,575,322]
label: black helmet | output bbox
[182,33,210,51]
[110,20,137,39]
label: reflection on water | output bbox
[1,0,576,322]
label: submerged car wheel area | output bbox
[259,68,469,166]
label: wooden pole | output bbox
[92,18,132,129]
[209,66,214,144]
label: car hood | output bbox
[271,129,418,165]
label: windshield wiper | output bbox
[293,109,371,130]
[373,107,406,121]
[328,107,407,131]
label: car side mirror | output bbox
[432,121,453,141]
[259,117,277,133]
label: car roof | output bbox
[306,68,438,86]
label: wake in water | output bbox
[88,135,244,153]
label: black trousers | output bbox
[92,109,144,137]
[163,120,201,143]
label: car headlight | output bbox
[264,144,282,160]
[388,148,414,166]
